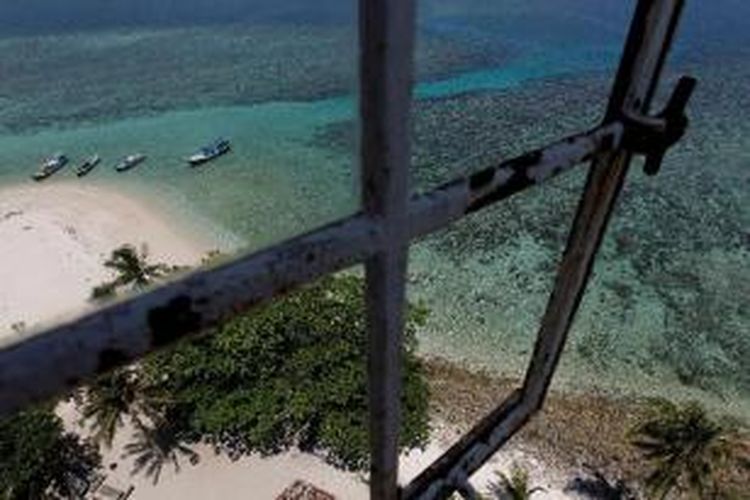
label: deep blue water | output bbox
[0,0,354,34]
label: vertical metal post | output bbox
[359,0,416,498]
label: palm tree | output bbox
[78,366,170,448]
[91,244,169,299]
[123,419,199,485]
[629,399,747,499]
[1,408,101,500]
[487,464,545,500]
[78,368,141,448]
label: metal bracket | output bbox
[621,76,697,175]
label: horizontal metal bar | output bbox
[407,122,622,239]
[0,122,622,416]
[0,215,380,412]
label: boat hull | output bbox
[76,158,101,178]
[31,157,68,181]
[188,143,231,167]
[32,170,59,181]
[115,156,146,172]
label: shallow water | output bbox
[0,1,747,415]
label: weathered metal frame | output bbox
[360,1,416,497]
[0,1,689,499]
[403,0,687,497]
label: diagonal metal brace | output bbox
[621,76,697,175]
[401,1,689,498]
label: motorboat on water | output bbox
[187,138,231,166]
[32,153,68,181]
[115,154,146,172]
[76,154,101,178]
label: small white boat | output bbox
[32,153,68,181]
[76,154,101,178]
[187,138,231,166]
[115,154,146,172]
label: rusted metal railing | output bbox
[0,1,693,498]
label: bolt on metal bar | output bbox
[359,0,417,497]
[0,122,621,417]
[402,1,688,498]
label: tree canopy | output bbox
[0,407,100,500]
[630,399,749,499]
[80,274,430,475]
[141,275,430,469]
[78,367,144,448]
[91,244,171,299]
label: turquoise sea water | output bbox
[0,1,747,415]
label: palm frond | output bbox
[122,419,198,485]
[630,399,746,499]
[487,464,543,500]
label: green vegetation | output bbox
[0,407,100,500]
[77,367,157,448]
[141,274,429,469]
[80,248,430,479]
[122,420,199,485]
[629,399,749,499]
[486,464,544,500]
[563,467,636,500]
[90,244,171,299]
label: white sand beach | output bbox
[57,399,571,500]
[0,182,215,334]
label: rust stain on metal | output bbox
[512,150,544,170]
[148,295,202,348]
[466,150,546,214]
[97,348,129,374]
[467,166,495,191]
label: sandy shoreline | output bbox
[0,181,218,335]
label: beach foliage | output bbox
[77,367,165,448]
[78,367,193,484]
[563,467,636,500]
[486,464,544,500]
[139,274,430,470]
[122,419,199,485]
[0,407,100,500]
[80,272,430,474]
[91,244,170,299]
[629,399,749,499]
